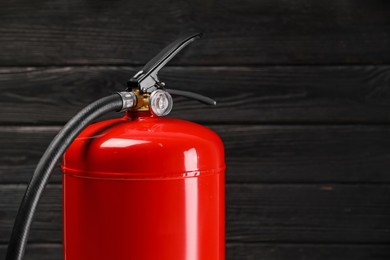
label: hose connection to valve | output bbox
[117,89,173,116]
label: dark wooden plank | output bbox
[1,184,390,243]
[0,0,389,65]
[0,244,62,260]
[220,124,390,183]
[1,243,390,260]
[226,243,390,260]
[1,66,390,124]
[0,127,62,183]
[227,184,390,243]
[1,125,390,184]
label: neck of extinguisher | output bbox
[126,110,154,120]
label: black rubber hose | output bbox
[6,94,123,260]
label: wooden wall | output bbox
[1,0,390,259]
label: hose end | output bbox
[116,91,137,112]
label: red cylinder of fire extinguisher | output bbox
[62,111,225,260]
[61,33,225,260]
[5,33,225,260]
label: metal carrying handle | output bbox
[127,33,216,106]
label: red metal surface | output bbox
[62,111,225,260]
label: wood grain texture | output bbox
[0,244,62,260]
[1,65,390,124]
[1,0,389,258]
[0,0,389,65]
[1,184,390,244]
[226,243,390,260]
[1,125,390,184]
[1,243,390,260]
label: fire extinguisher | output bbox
[6,33,225,260]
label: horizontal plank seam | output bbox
[1,63,390,68]
[0,64,390,69]
[226,241,390,246]
[4,122,390,127]
[2,122,390,129]
[3,183,390,188]
[0,242,390,246]
[225,181,390,185]
[3,181,390,185]
[2,123,390,127]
